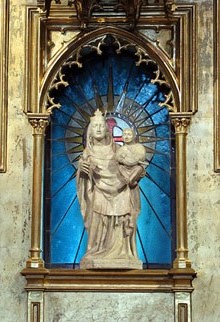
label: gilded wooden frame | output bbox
[22,3,197,292]
[214,1,220,172]
[0,0,9,172]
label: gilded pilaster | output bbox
[28,291,44,322]
[26,117,49,269]
[174,292,191,322]
[172,117,191,269]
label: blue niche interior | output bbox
[43,45,176,269]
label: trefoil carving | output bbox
[47,35,176,113]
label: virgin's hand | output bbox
[80,161,90,175]
[129,180,138,188]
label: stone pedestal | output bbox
[80,257,143,270]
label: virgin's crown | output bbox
[90,109,105,122]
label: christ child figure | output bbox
[116,128,147,188]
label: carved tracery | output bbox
[46,34,176,114]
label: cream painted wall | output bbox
[187,2,220,321]
[0,1,32,321]
[0,0,219,321]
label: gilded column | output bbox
[26,117,49,268]
[172,117,191,269]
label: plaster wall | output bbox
[0,0,219,321]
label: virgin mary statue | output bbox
[77,109,143,269]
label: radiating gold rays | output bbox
[52,65,170,168]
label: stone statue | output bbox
[77,110,146,269]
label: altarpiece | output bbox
[21,1,198,321]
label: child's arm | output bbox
[129,165,145,188]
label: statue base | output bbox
[80,257,143,270]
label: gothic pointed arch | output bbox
[39,26,180,115]
[39,25,179,270]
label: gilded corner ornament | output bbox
[164,0,177,16]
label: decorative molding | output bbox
[25,4,197,116]
[22,268,196,292]
[42,1,177,29]
[214,1,220,171]
[0,0,9,172]
[164,0,177,16]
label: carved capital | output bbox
[172,117,191,134]
[29,118,49,135]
